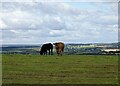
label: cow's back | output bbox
[41,43,53,51]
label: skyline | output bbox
[0,1,118,44]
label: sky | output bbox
[0,0,119,44]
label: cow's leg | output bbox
[61,52,62,56]
[57,52,59,56]
[44,51,46,55]
[57,49,61,56]
[46,51,47,55]
[60,50,62,56]
[51,49,53,55]
[44,52,46,55]
[48,50,50,55]
[59,49,62,56]
[57,51,59,56]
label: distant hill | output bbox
[1,42,119,55]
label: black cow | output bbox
[40,43,53,55]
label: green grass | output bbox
[2,54,118,84]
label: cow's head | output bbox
[40,51,43,55]
[53,43,58,46]
[53,43,56,45]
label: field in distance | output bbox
[2,54,118,84]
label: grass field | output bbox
[2,54,118,84]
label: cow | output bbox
[40,43,53,55]
[53,42,64,56]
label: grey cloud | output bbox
[1,2,118,44]
[2,30,17,40]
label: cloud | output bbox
[1,0,120,2]
[0,19,7,28]
[49,29,66,37]
[1,2,118,44]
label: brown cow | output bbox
[53,42,64,56]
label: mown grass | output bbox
[2,54,118,84]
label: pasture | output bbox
[2,54,118,84]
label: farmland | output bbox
[2,54,118,84]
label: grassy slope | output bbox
[2,54,118,84]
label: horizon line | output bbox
[1,42,119,45]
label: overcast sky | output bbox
[0,0,118,44]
